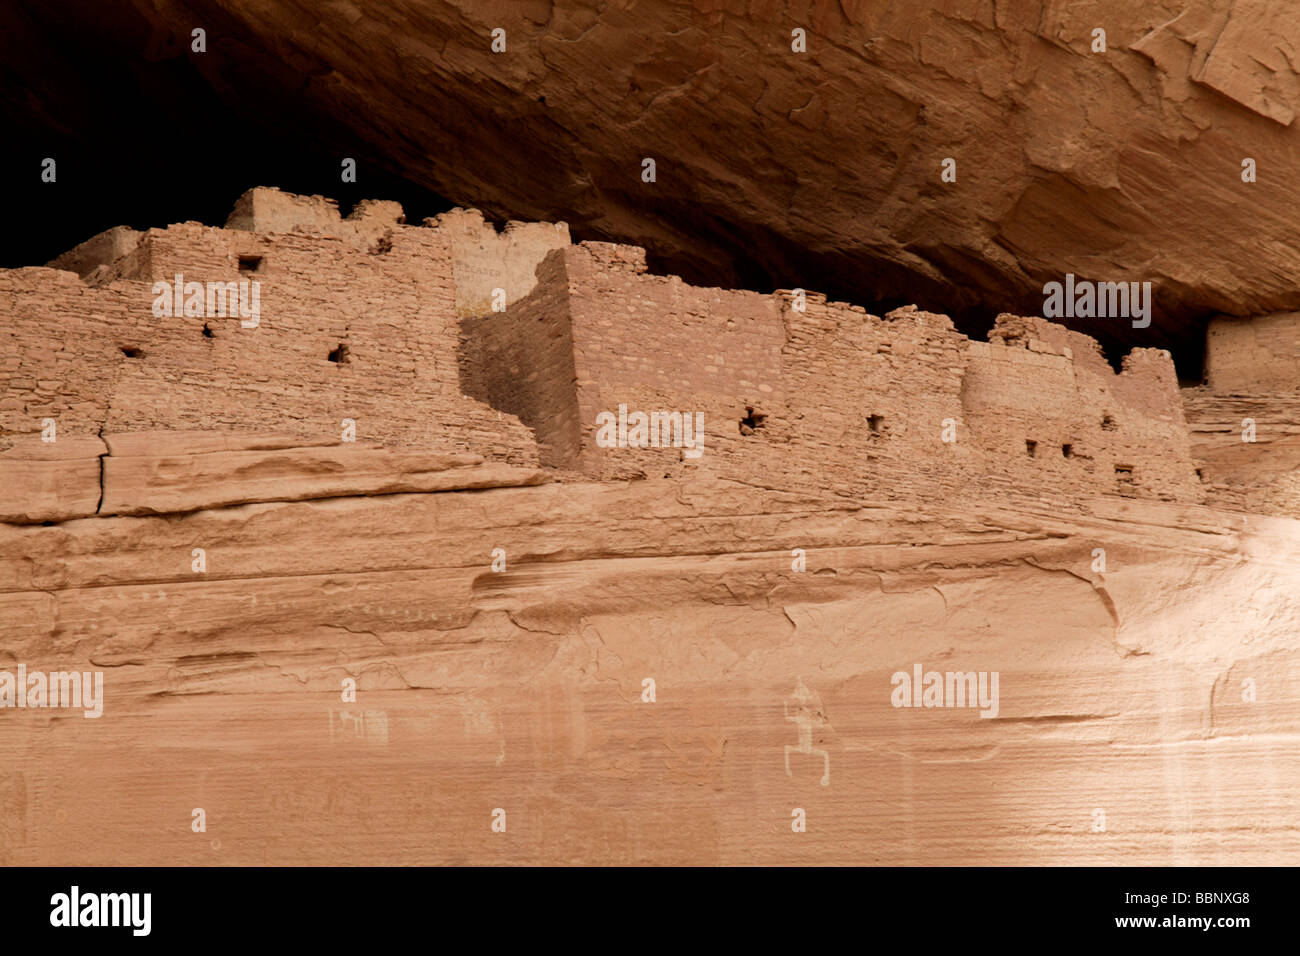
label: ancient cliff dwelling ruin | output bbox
[3,185,1297,873]
[1,2,1297,896]
[0,185,1228,519]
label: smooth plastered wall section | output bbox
[1205,313,1300,393]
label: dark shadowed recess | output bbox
[0,0,1209,383]
[0,0,457,268]
[638,195,1209,381]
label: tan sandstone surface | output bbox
[1,190,1298,865]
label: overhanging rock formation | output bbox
[11,1,1300,355]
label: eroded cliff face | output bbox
[2,483,1298,864]
[1,192,1298,865]
[8,1,1300,357]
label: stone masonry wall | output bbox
[459,250,582,469]
[967,315,1200,502]
[562,242,787,480]
[433,208,571,318]
[46,225,142,280]
[2,191,539,466]
[6,188,1203,510]
[465,241,1203,504]
[0,269,137,441]
[775,301,973,501]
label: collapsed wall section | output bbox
[224,188,572,320]
[225,188,349,234]
[45,225,143,280]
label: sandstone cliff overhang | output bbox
[10,2,1300,364]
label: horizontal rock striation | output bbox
[1,483,1297,864]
